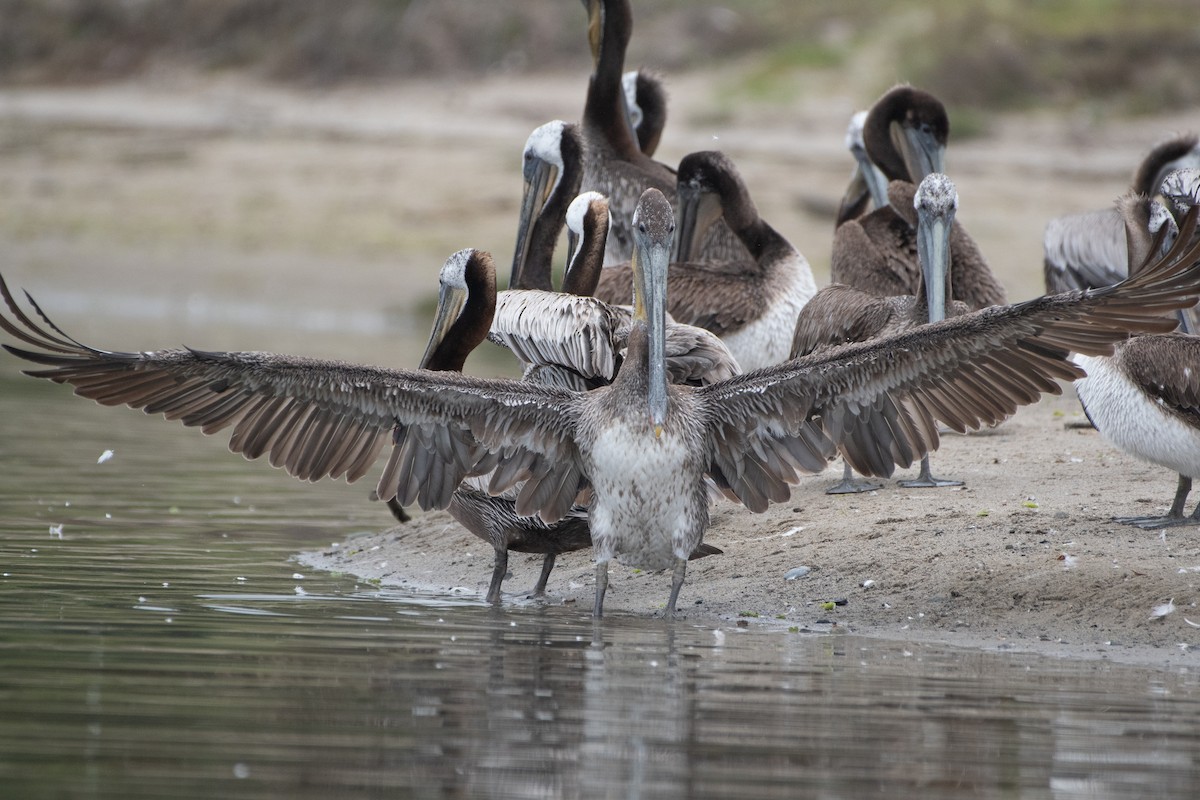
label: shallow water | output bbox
[4,345,1200,799]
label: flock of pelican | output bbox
[5,0,1200,616]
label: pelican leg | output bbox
[897,455,963,489]
[1114,474,1200,529]
[485,548,509,605]
[384,497,412,523]
[594,561,609,618]
[665,557,687,615]
[826,460,881,495]
[526,554,557,599]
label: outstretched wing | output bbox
[703,205,1200,506]
[0,276,588,523]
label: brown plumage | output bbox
[579,0,745,267]
[832,86,1006,310]
[5,192,1200,615]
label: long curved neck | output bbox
[522,188,574,292]
[562,212,607,297]
[583,0,640,159]
[425,268,496,372]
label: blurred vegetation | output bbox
[1,0,1198,114]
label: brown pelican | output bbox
[1044,134,1200,295]
[6,189,1200,616]
[836,110,891,227]
[403,249,592,602]
[594,150,816,370]
[622,69,667,158]
[794,173,968,493]
[1074,180,1200,529]
[510,120,585,292]
[495,191,741,391]
[579,0,746,267]
[833,86,1007,310]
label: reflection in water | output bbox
[3,367,1200,799]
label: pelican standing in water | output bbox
[594,150,817,370]
[1074,174,1200,529]
[833,85,1006,310]
[794,173,968,492]
[6,189,1200,616]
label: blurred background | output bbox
[2,0,1199,368]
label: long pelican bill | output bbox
[915,174,958,324]
[670,182,721,264]
[631,190,672,431]
[419,265,468,370]
[895,118,946,184]
[511,153,559,290]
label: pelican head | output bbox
[672,151,746,263]
[511,120,581,290]
[865,86,949,184]
[419,249,496,371]
[631,188,674,432]
[913,173,957,324]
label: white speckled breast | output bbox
[581,403,710,571]
[1075,354,1200,478]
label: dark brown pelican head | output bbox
[863,85,949,184]
[582,0,641,160]
[672,150,760,263]
[419,249,497,372]
[622,69,668,157]
[510,120,584,291]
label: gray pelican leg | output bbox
[594,562,609,618]
[1115,474,1200,529]
[665,557,687,614]
[485,548,509,605]
[897,454,963,489]
[826,460,881,495]
[526,554,556,599]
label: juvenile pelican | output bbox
[594,151,816,370]
[833,86,1006,310]
[6,190,1200,616]
[402,249,592,602]
[794,173,967,492]
[1074,179,1200,529]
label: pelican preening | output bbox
[7,189,1200,615]
[594,150,817,370]
[836,110,890,227]
[622,69,667,158]
[833,85,1007,312]
[1074,179,1200,529]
